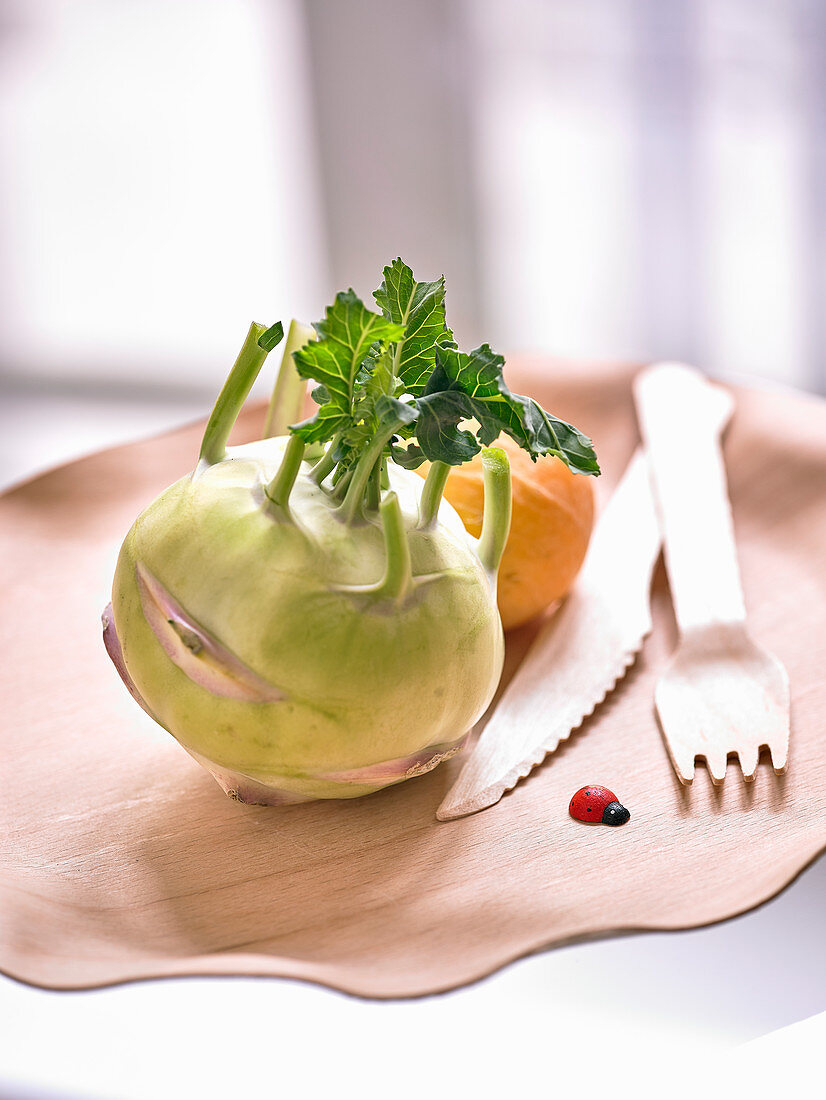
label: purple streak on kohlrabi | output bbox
[186,750,316,806]
[101,603,165,724]
[135,562,286,703]
[189,735,469,806]
[318,735,468,784]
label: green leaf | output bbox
[517,399,601,475]
[373,393,418,433]
[257,321,284,351]
[286,259,598,516]
[358,345,396,403]
[430,344,600,475]
[291,403,348,444]
[374,259,452,395]
[388,441,426,469]
[293,290,404,422]
[415,389,480,465]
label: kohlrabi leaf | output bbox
[358,345,397,403]
[388,441,426,469]
[373,393,418,433]
[373,259,452,395]
[332,349,401,467]
[257,321,285,351]
[317,346,418,481]
[291,290,404,444]
[427,344,600,475]
[415,389,480,466]
[285,258,597,517]
[291,402,349,445]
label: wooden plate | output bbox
[1,361,825,999]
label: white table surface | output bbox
[2,387,824,1099]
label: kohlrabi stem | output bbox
[477,447,512,578]
[332,466,354,501]
[263,320,314,438]
[338,423,400,523]
[264,434,306,518]
[310,433,341,486]
[418,460,451,529]
[371,491,413,604]
[366,457,381,512]
[199,321,283,467]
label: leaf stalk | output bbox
[310,433,342,487]
[418,460,451,529]
[366,457,381,512]
[338,421,403,523]
[369,492,413,604]
[477,448,512,578]
[263,320,314,438]
[264,434,306,519]
[199,321,281,468]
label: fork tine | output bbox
[666,740,696,785]
[737,743,759,782]
[705,749,728,785]
[769,739,789,774]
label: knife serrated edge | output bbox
[437,450,661,821]
[437,646,643,819]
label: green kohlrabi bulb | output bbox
[105,435,506,803]
[103,313,514,804]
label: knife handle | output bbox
[633,362,744,634]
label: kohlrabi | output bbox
[103,260,599,804]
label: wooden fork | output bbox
[633,363,790,784]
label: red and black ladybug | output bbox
[569,785,630,826]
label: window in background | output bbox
[305,0,825,393]
[0,0,327,395]
[301,0,483,351]
[466,0,645,366]
[468,0,822,396]
[1,0,823,408]
[464,0,824,392]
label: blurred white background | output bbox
[1,0,824,479]
[0,0,331,484]
[0,0,325,387]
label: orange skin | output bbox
[420,435,595,630]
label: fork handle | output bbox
[634,362,745,633]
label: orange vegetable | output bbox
[421,434,595,630]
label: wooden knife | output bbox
[437,449,661,820]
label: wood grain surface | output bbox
[1,360,824,999]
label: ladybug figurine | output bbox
[569,785,631,826]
